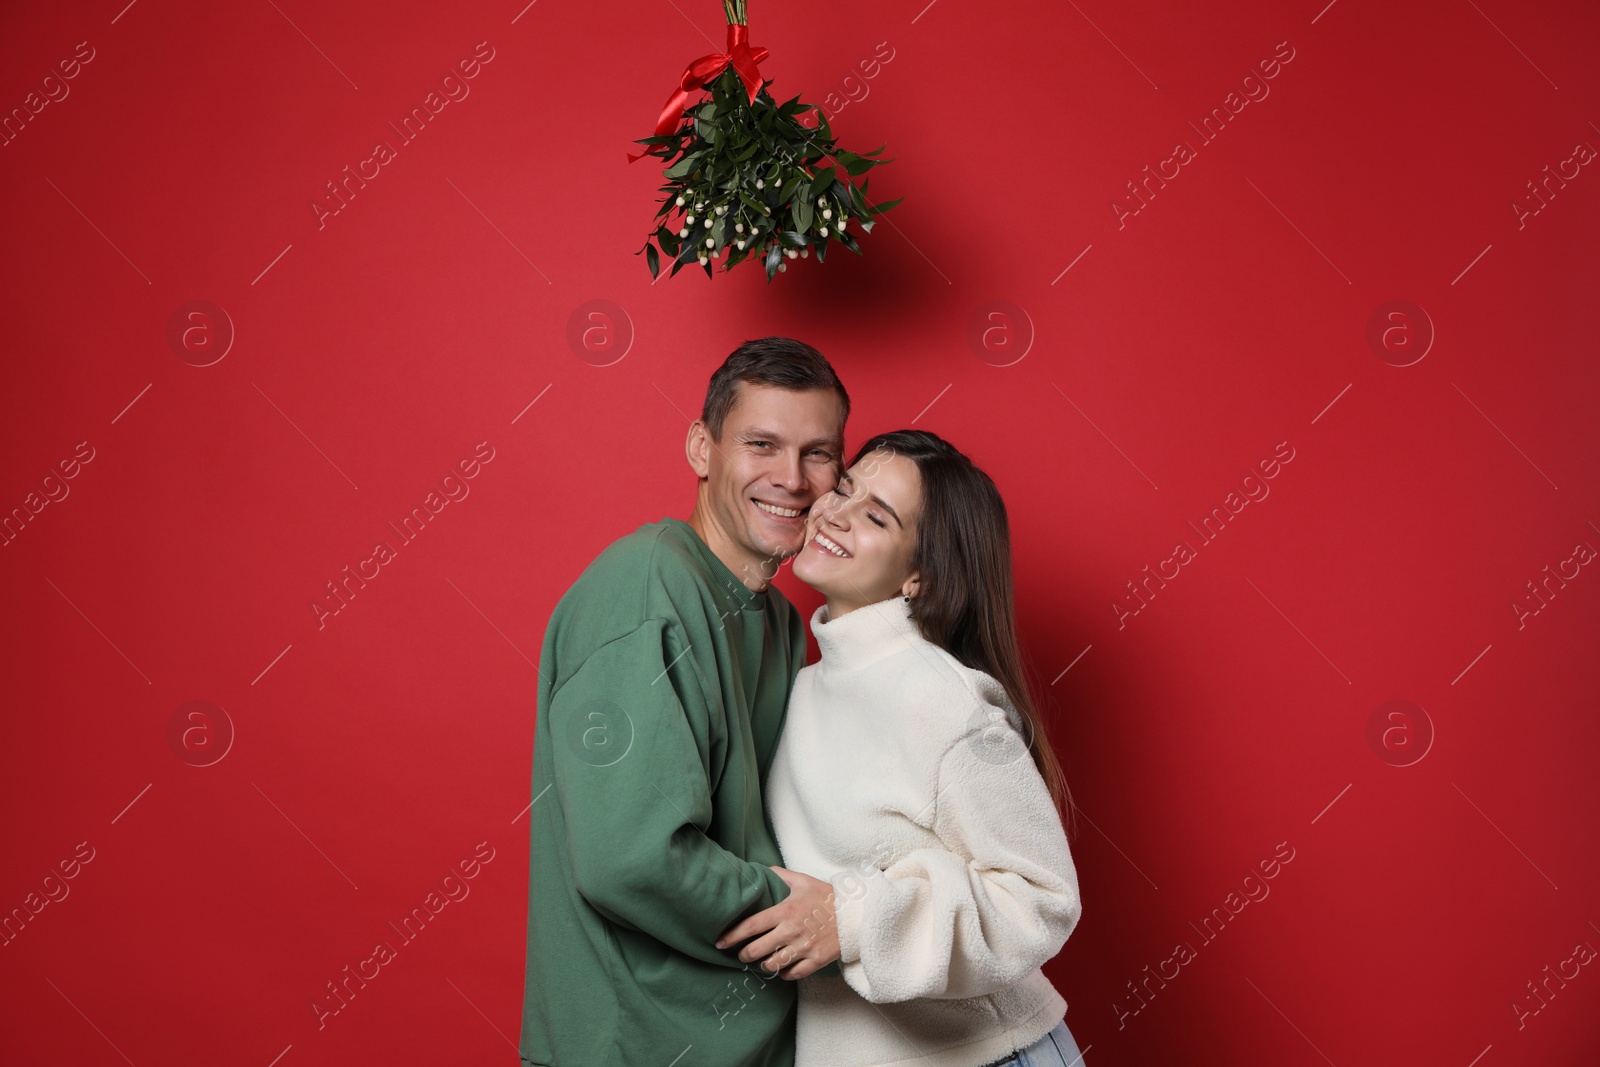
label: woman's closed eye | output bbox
[825,486,889,527]
[833,481,886,527]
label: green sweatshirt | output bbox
[519,518,804,1067]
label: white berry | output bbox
[735,223,744,234]
[820,226,829,236]
[678,227,689,237]
[686,214,695,225]
[705,237,715,247]
[822,209,832,220]
[675,196,685,207]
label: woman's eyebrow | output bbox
[844,475,901,525]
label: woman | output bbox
[716,429,1086,1067]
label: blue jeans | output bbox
[981,1017,1085,1067]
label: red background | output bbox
[2,0,1597,1064]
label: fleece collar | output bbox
[809,595,926,673]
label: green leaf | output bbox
[793,197,813,233]
[645,243,660,278]
[808,168,836,201]
[814,238,828,264]
[765,241,783,277]
[779,229,809,249]
[663,155,698,179]
[870,196,904,215]
[838,230,862,254]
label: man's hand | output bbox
[715,867,840,980]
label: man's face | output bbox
[697,383,845,575]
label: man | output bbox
[519,338,849,1066]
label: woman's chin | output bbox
[791,552,831,593]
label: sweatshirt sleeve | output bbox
[829,703,1082,1003]
[546,617,791,967]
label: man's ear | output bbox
[686,419,712,478]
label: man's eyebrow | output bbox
[740,427,841,450]
[841,472,902,527]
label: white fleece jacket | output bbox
[764,595,1082,1067]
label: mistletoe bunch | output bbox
[633,6,899,281]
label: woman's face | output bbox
[792,449,922,616]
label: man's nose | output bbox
[774,451,806,491]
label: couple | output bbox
[519,338,1084,1067]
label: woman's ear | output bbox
[900,573,920,599]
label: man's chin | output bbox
[765,538,805,562]
[750,529,805,565]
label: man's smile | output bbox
[752,497,809,525]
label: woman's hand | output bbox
[715,867,840,979]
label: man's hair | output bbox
[701,337,849,441]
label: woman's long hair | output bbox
[846,429,1076,833]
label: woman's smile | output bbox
[810,530,852,558]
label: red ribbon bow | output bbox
[628,23,769,162]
